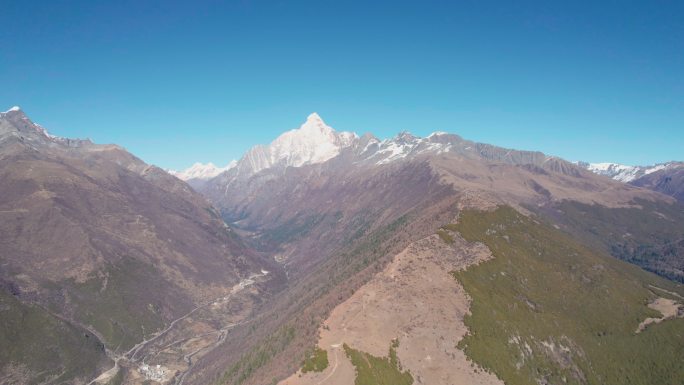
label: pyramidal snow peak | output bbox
[171,113,358,181]
[220,113,358,177]
[269,112,358,166]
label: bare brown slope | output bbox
[280,233,503,385]
[428,152,669,209]
[0,109,272,383]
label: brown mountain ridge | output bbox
[0,108,279,384]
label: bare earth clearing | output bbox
[280,232,503,385]
[636,297,684,333]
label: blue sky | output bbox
[1,0,682,169]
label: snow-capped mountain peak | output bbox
[578,161,677,183]
[0,105,83,146]
[427,131,448,138]
[584,162,639,182]
[170,161,237,181]
[236,113,358,175]
[2,106,21,113]
[304,112,325,126]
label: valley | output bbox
[89,271,271,385]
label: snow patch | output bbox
[34,123,59,140]
[371,132,451,165]
[2,106,21,113]
[644,164,668,176]
[585,162,640,182]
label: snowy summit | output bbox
[236,113,358,175]
[2,106,22,114]
[580,161,676,183]
[170,161,237,181]
[171,113,359,180]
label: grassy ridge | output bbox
[343,340,413,385]
[216,325,296,385]
[436,228,454,244]
[64,258,171,351]
[301,346,328,373]
[538,199,684,283]
[452,206,684,385]
[0,288,110,384]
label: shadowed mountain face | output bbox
[630,163,684,202]
[0,108,272,384]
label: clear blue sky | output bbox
[1,0,682,169]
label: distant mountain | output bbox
[170,161,237,181]
[171,113,357,187]
[630,162,684,202]
[233,112,357,176]
[169,160,237,189]
[0,107,271,384]
[204,114,590,205]
[577,161,678,182]
[578,161,684,202]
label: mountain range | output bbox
[576,161,684,202]
[173,113,684,203]
[2,108,683,385]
